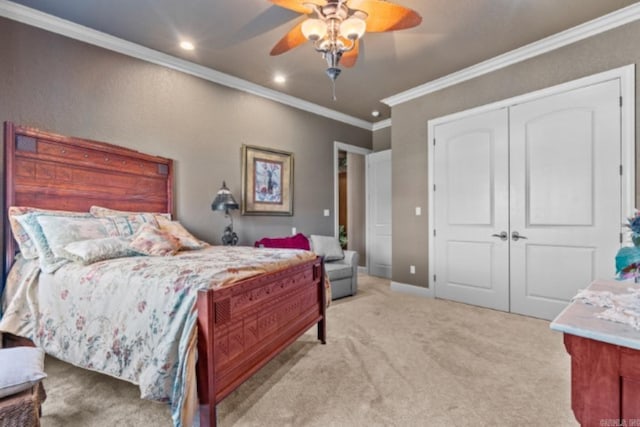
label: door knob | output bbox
[491,231,508,241]
[512,231,528,241]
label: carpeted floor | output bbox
[40,274,577,426]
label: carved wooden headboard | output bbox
[3,121,174,276]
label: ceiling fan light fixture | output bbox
[269,0,421,100]
[339,17,366,40]
[318,38,342,51]
[326,67,341,81]
[301,18,327,41]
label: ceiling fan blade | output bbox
[270,20,308,55]
[268,0,324,14]
[348,0,422,32]
[341,39,359,68]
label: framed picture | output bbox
[241,145,293,216]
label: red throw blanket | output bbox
[254,233,310,250]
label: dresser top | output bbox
[550,279,640,350]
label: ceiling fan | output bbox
[268,0,422,99]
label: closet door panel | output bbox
[524,244,595,302]
[527,109,594,226]
[510,79,621,320]
[434,108,509,311]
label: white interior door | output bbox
[367,150,392,278]
[433,109,510,311]
[509,79,621,319]
[433,79,623,319]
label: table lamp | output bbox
[211,181,239,245]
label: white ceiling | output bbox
[5,0,640,124]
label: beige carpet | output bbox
[40,275,577,426]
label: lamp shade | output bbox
[340,17,366,40]
[211,181,239,212]
[301,18,327,41]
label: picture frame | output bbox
[241,145,294,216]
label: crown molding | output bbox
[0,0,373,131]
[371,118,392,131]
[382,3,640,107]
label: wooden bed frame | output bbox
[1,122,327,426]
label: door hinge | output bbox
[620,164,623,176]
[621,232,624,244]
[433,138,436,146]
[433,184,436,191]
[433,229,436,237]
[620,96,623,107]
[433,274,437,282]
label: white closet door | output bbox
[368,150,392,278]
[509,79,621,320]
[434,108,510,311]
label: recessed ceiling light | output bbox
[180,41,195,51]
[371,110,380,117]
[274,74,286,84]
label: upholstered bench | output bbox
[0,347,47,427]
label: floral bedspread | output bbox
[0,246,324,426]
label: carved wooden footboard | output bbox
[197,257,326,426]
[2,122,327,426]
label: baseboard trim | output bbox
[390,281,434,298]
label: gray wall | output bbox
[391,20,640,288]
[372,126,391,152]
[0,17,372,263]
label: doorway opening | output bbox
[333,142,371,269]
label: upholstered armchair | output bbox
[309,235,358,300]
[254,233,359,300]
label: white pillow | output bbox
[60,237,138,265]
[37,216,118,259]
[0,346,47,399]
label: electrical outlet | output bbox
[410,265,416,274]
[323,209,330,217]
[292,227,297,235]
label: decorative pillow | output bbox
[90,205,171,220]
[105,214,160,237]
[310,235,345,261]
[8,207,91,259]
[15,212,96,273]
[59,237,137,265]
[0,347,47,399]
[254,233,310,250]
[129,224,180,256]
[89,206,162,237]
[156,216,209,250]
[30,216,118,272]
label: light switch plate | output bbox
[323,209,330,217]
[292,227,297,235]
[415,207,422,216]
[410,265,416,274]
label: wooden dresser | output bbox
[551,280,640,426]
